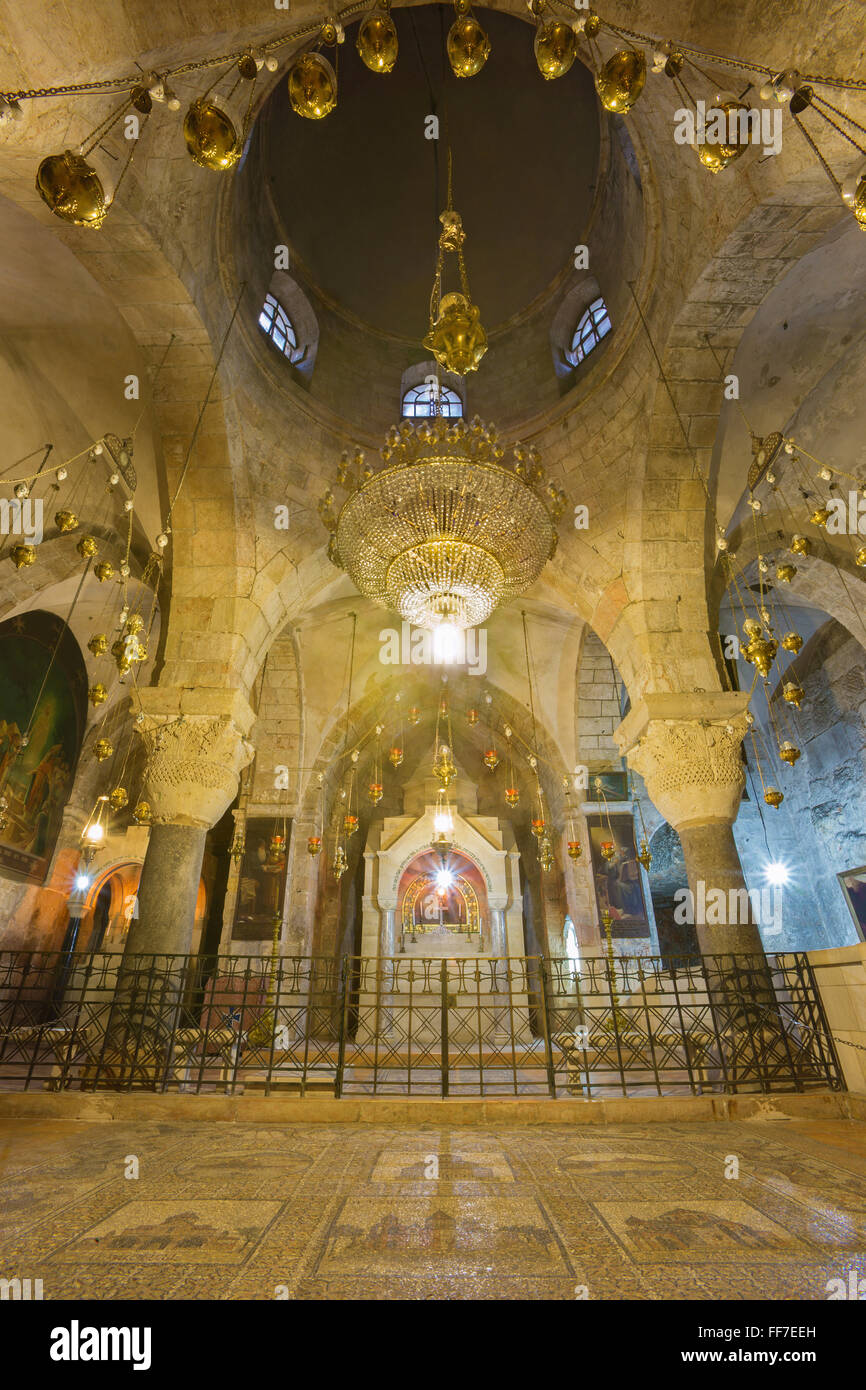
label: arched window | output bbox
[258,292,303,363]
[567,296,611,366]
[402,380,463,419]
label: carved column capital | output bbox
[615,692,751,831]
[135,687,256,830]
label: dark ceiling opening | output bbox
[259,4,601,338]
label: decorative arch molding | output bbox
[392,836,493,898]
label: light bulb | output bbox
[83,821,104,845]
[435,867,453,890]
[75,874,91,891]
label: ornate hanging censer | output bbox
[593,777,618,861]
[564,779,581,859]
[629,774,653,870]
[343,767,359,837]
[423,152,487,376]
[432,785,455,858]
[433,742,457,787]
[368,726,384,804]
[531,0,577,80]
[431,691,457,787]
[357,0,398,74]
[289,22,341,119]
[446,0,490,78]
[504,729,519,807]
[388,697,404,768]
[308,772,325,856]
[183,52,262,171]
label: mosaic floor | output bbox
[1,1116,865,1299]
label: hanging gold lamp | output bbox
[36,150,109,228]
[184,100,241,170]
[446,0,490,78]
[289,51,338,119]
[596,49,647,113]
[423,151,487,375]
[532,1,577,81]
[357,1,398,74]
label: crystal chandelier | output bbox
[320,421,566,630]
[318,145,566,631]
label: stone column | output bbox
[615,694,786,1090]
[489,905,508,957]
[103,689,255,1086]
[125,689,255,959]
[615,693,761,956]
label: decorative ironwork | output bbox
[0,950,841,1099]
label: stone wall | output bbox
[576,630,624,772]
[733,620,866,950]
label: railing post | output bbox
[440,960,449,1098]
[798,951,843,1088]
[538,958,557,1098]
[335,956,348,1098]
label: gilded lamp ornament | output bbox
[36,150,108,229]
[183,99,241,171]
[596,49,647,113]
[424,291,487,377]
[357,1,398,73]
[741,619,777,678]
[697,98,751,173]
[423,190,487,376]
[447,1,490,78]
[289,52,338,119]
[532,4,577,81]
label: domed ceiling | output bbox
[257,5,600,339]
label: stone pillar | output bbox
[615,694,791,1089]
[103,689,255,1087]
[615,693,761,956]
[382,908,397,957]
[124,689,255,959]
[490,905,507,957]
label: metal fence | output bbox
[0,949,842,1098]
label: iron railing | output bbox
[0,949,842,1098]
